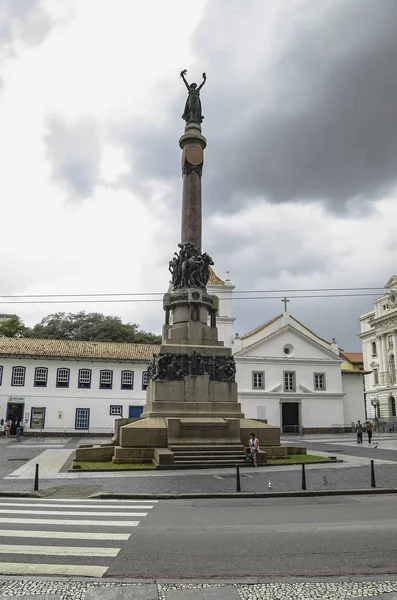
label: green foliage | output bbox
[29,311,161,344]
[0,316,29,338]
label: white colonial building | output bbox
[0,339,152,434]
[0,269,365,434]
[360,276,397,421]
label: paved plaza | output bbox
[1,433,397,496]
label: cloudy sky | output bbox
[1,0,397,350]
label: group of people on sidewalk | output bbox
[0,418,24,441]
[356,420,373,444]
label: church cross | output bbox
[281,297,290,312]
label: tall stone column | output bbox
[179,123,207,252]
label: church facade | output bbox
[0,270,365,434]
[359,276,397,421]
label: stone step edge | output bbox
[90,488,397,500]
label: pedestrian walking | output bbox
[244,432,260,467]
[366,421,373,444]
[356,420,363,444]
[5,421,11,438]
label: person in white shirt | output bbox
[245,432,260,467]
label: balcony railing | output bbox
[379,372,397,386]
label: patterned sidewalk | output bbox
[1,579,397,599]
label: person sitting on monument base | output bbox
[244,432,260,467]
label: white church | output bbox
[0,269,365,434]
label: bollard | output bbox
[301,463,307,490]
[370,459,376,488]
[236,464,241,492]
[34,463,39,492]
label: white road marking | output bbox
[0,518,140,527]
[0,509,147,517]
[11,498,158,503]
[0,502,154,510]
[0,529,130,541]
[0,562,108,577]
[0,544,120,557]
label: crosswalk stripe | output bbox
[0,502,154,510]
[0,562,108,577]
[0,544,120,557]
[0,509,147,517]
[14,498,158,503]
[0,518,140,527]
[0,529,130,540]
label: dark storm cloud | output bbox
[115,0,397,215]
[44,117,102,202]
[0,0,52,47]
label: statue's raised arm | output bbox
[180,69,190,91]
[198,72,206,91]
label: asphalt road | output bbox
[108,494,397,578]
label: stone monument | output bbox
[76,71,280,468]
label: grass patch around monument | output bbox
[267,454,337,465]
[72,461,156,471]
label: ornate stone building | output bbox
[359,276,397,420]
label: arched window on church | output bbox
[389,354,396,384]
[390,396,396,418]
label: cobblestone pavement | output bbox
[1,578,397,599]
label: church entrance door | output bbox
[282,402,300,433]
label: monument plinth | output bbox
[76,70,280,468]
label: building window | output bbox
[11,366,26,386]
[371,341,377,356]
[252,371,264,389]
[374,369,379,385]
[284,371,295,392]
[100,369,113,390]
[57,368,70,388]
[34,367,48,387]
[0,366,2,385]
[121,370,134,390]
[388,335,394,349]
[391,397,396,417]
[78,369,91,389]
[142,371,149,390]
[110,405,123,416]
[75,408,90,429]
[314,373,326,390]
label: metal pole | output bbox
[301,463,306,490]
[370,459,376,488]
[34,463,39,491]
[236,464,241,493]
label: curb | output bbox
[69,459,342,473]
[90,488,397,500]
[0,492,40,498]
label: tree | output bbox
[29,311,161,344]
[0,316,29,338]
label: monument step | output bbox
[172,453,245,461]
[169,444,244,452]
[173,458,247,467]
